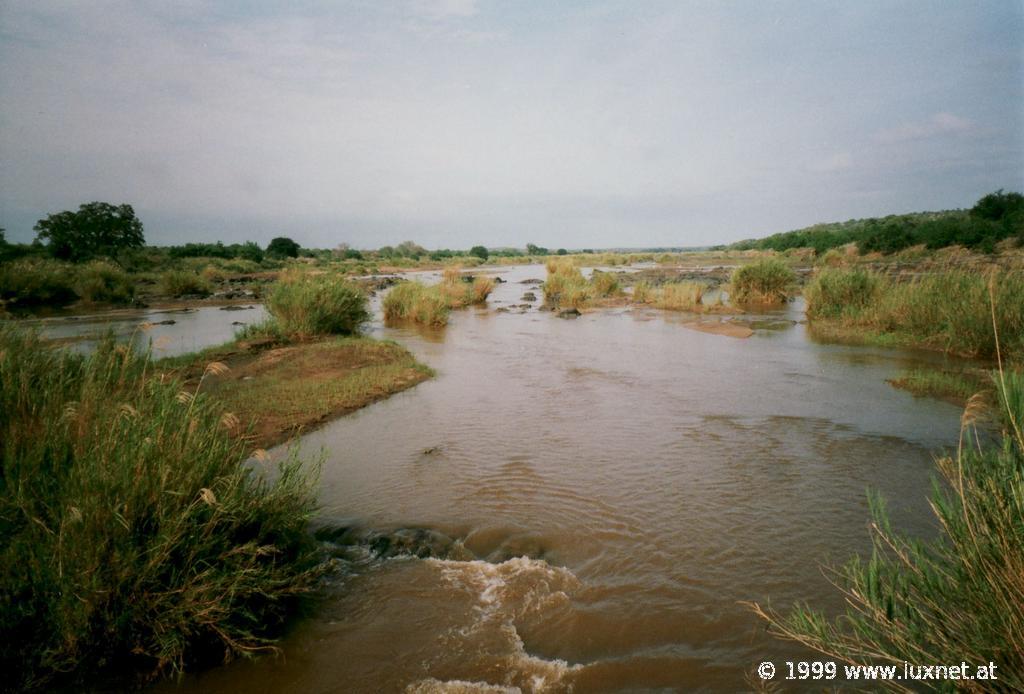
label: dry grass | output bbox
[654,281,705,311]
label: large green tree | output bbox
[266,236,300,258]
[33,202,145,261]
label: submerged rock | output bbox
[557,308,581,319]
[521,292,537,302]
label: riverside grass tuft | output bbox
[383,270,494,326]
[749,368,1024,691]
[805,267,1024,359]
[729,258,797,304]
[0,327,324,690]
[266,271,370,338]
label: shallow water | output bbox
[154,265,965,692]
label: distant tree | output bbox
[526,243,549,255]
[395,240,427,259]
[33,202,145,261]
[556,248,568,255]
[237,241,264,262]
[378,245,396,258]
[266,236,300,258]
[469,245,489,260]
[971,189,1024,221]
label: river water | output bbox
[132,264,963,692]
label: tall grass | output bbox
[654,281,705,311]
[159,269,212,297]
[0,328,323,689]
[74,260,136,304]
[805,267,1024,359]
[383,282,450,326]
[730,258,796,303]
[542,259,593,308]
[750,369,1024,691]
[265,272,369,338]
[590,270,622,298]
[0,258,78,308]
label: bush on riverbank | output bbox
[751,369,1024,690]
[266,272,369,337]
[729,258,796,303]
[0,258,78,309]
[159,269,212,297]
[0,328,324,690]
[74,260,136,303]
[805,267,1024,359]
[383,281,450,326]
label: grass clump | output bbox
[751,369,1024,691]
[805,267,1024,359]
[590,270,622,298]
[888,368,985,404]
[631,281,654,303]
[437,268,496,308]
[542,259,593,309]
[384,282,451,326]
[0,327,324,690]
[804,267,884,320]
[266,272,369,338]
[0,258,77,309]
[654,281,705,311]
[730,258,796,304]
[159,269,212,297]
[73,260,136,304]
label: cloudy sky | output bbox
[1,1,1021,249]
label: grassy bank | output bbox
[750,369,1024,690]
[804,267,1024,359]
[382,269,495,325]
[888,368,987,404]
[161,336,433,448]
[0,328,324,690]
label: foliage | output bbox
[469,245,489,261]
[266,272,369,337]
[0,328,323,690]
[33,202,145,261]
[590,270,622,297]
[526,243,550,256]
[729,258,796,303]
[159,270,212,297]
[542,259,591,308]
[383,282,451,326]
[266,237,300,259]
[168,241,264,263]
[751,369,1024,692]
[73,260,136,303]
[0,258,78,308]
[804,267,883,319]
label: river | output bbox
[111,264,960,692]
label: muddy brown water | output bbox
[126,265,963,692]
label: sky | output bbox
[1,1,1022,250]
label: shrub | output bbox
[0,328,323,689]
[73,260,136,303]
[804,268,884,319]
[159,270,212,297]
[654,281,705,311]
[632,281,654,303]
[469,276,495,304]
[542,259,591,308]
[383,282,450,326]
[266,272,369,337]
[0,258,78,308]
[590,271,621,297]
[730,258,796,303]
[751,369,1024,691]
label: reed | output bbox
[266,271,369,338]
[654,281,705,311]
[750,369,1024,691]
[73,260,136,303]
[631,280,654,303]
[730,258,796,303]
[0,327,323,689]
[590,270,622,297]
[383,281,450,326]
[804,267,884,320]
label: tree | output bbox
[33,202,145,261]
[556,248,568,255]
[970,189,1024,221]
[469,245,489,261]
[526,243,549,255]
[266,236,300,258]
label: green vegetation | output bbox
[888,368,984,404]
[266,272,369,338]
[731,190,1024,256]
[0,258,78,309]
[590,270,622,298]
[751,369,1024,691]
[159,269,213,297]
[542,259,593,309]
[33,202,145,261]
[803,267,883,319]
[729,258,796,304]
[383,270,495,325]
[0,328,324,690]
[266,236,300,259]
[469,245,489,261]
[805,267,1024,359]
[73,260,136,303]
